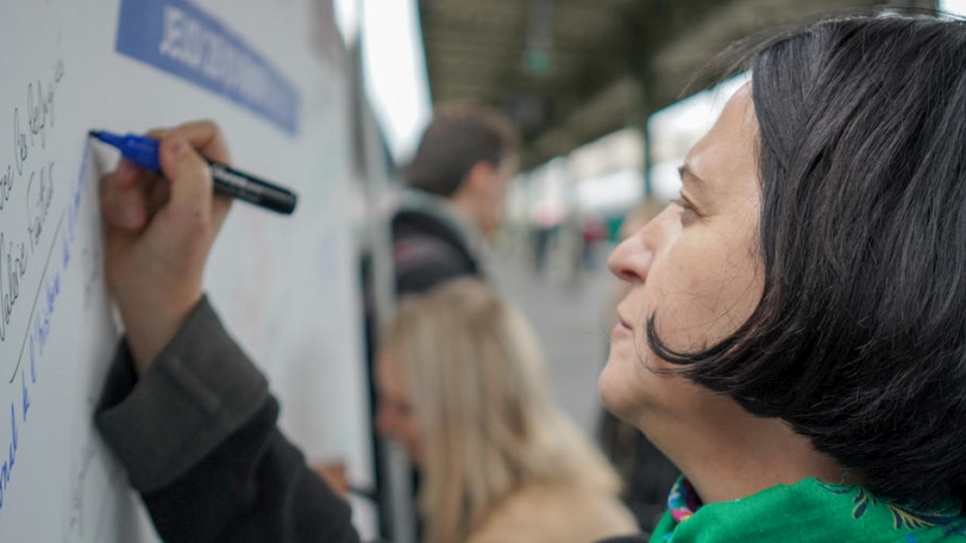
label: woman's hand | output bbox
[100,120,233,374]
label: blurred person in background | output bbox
[361,104,520,537]
[375,279,636,543]
[580,214,609,270]
[386,104,519,293]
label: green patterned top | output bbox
[649,477,966,543]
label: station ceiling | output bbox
[417,0,936,168]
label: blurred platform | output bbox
[491,247,617,439]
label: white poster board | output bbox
[0,0,372,540]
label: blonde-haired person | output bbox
[376,278,637,543]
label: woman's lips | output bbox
[612,313,633,336]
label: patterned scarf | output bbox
[650,477,966,543]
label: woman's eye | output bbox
[673,197,699,224]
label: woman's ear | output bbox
[460,161,496,197]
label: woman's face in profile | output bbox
[375,350,426,465]
[600,85,765,431]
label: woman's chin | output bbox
[598,354,646,423]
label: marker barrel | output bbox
[209,162,298,214]
[90,130,298,215]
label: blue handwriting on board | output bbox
[115,0,299,135]
[0,136,88,514]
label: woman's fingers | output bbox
[100,158,158,231]
[163,120,232,165]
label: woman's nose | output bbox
[375,405,393,436]
[608,230,655,284]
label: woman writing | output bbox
[97,13,966,543]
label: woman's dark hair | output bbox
[404,105,520,197]
[650,14,966,509]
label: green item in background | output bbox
[605,215,625,243]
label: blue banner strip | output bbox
[115,0,299,135]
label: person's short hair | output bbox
[404,105,520,197]
[650,14,966,509]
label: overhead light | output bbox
[524,0,554,78]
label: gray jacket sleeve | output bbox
[96,297,361,543]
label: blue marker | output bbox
[89,131,298,215]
